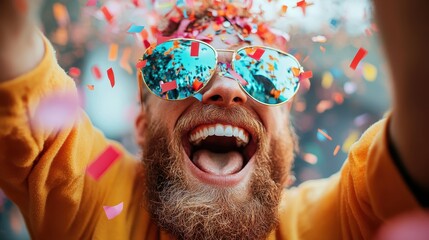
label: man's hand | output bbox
[0,0,45,82]
[373,0,429,199]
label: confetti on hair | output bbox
[86,0,97,7]
[108,43,119,61]
[228,69,248,86]
[87,84,95,91]
[127,24,145,33]
[190,41,200,57]
[161,80,178,93]
[87,145,121,180]
[92,65,102,80]
[303,153,318,164]
[103,202,124,220]
[107,67,115,88]
[333,145,341,156]
[248,48,265,61]
[350,48,368,70]
[69,67,81,78]
[101,6,114,24]
[317,128,333,141]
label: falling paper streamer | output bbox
[127,25,145,33]
[350,48,368,70]
[107,68,115,88]
[87,145,121,180]
[120,47,132,74]
[161,81,177,93]
[103,202,124,220]
[190,41,200,57]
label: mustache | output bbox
[174,103,266,140]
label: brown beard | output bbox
[141,104,295,240]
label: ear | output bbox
[135,105,148,146]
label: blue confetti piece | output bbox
[317,129,328,141]
[193,93,203,101]
[330,19,340,29]
[183,10,188,18]
[127,25,145,33]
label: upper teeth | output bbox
[189,124,249,147]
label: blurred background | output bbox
[0,0,390,238]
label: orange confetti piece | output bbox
[87,85,95,91]
[333,145,340,156]
[120,47,132,74]
[136,60,147,69]
[53,3,69,27]
[281,5,288,15]
[317,128,332,141]
[291,67,301,77]
[108,43,119,61]
[192,78,204,91]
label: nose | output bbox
[201,72,248,107]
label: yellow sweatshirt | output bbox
[0,37,421,240]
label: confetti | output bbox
[280,5,288,15]
[228,69,248,86]
[107,68,115,88]
[299,71,313,80]
[69,67,81,78]
[303,153,317,165]
[136,60,147,69]
[248,48,265,61]
[87,145,121,180]
[53,3,69,27]
[350,48,368,70]
[161,81,177,93]
[120,47,132,74]
[193,93,203,101]
[362,63,377,81]
[333,145,341,156]
[192,78,204,91]
[320,46,326,53]
[103,202,124,220]
[317,128,333,141]
[86,0,97,7]
[132,0,140,7]
[87,84,95,91]
[92,65,102,79]
[312,35,327,43]
[127,25,145,33]
[190,41,200,57]
[101,6,114,24]
[321,71,333,89]
[296,0,313,16]
[291,67,301,77]
[108,44,119,61]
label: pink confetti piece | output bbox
[333,145,340,156]
[350,48,368,70]
[86,0,97,7]
[91,65,102,79]
[132,0,140,7]
[100,6,113,24]
[87,146,121,180]
[228,69,248,86]
[190,41,200,57]
[107,68,115,88]
[103,202,124,220]
[248,48,265,61]
[136,60,147,69]
[161,80,177,93]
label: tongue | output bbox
[192,150,244,175]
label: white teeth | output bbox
[189,124,250,147]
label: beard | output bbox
[141,104,295,240]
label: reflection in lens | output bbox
[141,39,217,100]
[232,47,301,104]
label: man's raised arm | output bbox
[373,0,429,202]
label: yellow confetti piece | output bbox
[108,43,119,61]
[362,63,377,82]
[321,71,334,89]
[303,153,317,165]
[342,131,360,153]
[333,145,340,156]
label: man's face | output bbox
[137,23,296,239]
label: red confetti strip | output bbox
[87,145,121,180]
[350,48,368,70]
[143,40,151,49]
[248,48,265,61]
[136,60,147,69]
[161,81,177,93]
[190,41,200,57]
[107,68,115,88]
[91,65,102,79]
[317,128,333,141]
[100,6,113,24]
[299,71,313,80]
[333,145,340,156]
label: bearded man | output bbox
[0,0,427,240]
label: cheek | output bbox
[147,100,191,131]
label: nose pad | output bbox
[201,66,248,107]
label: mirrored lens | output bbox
[141,39,217,100]
[232,47,301,104]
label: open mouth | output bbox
[182,123,257,185]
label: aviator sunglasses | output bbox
[138,38,304,105]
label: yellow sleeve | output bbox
[274,117,422,240]
[0,35,145,239]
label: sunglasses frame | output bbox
[138,38,303,106]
